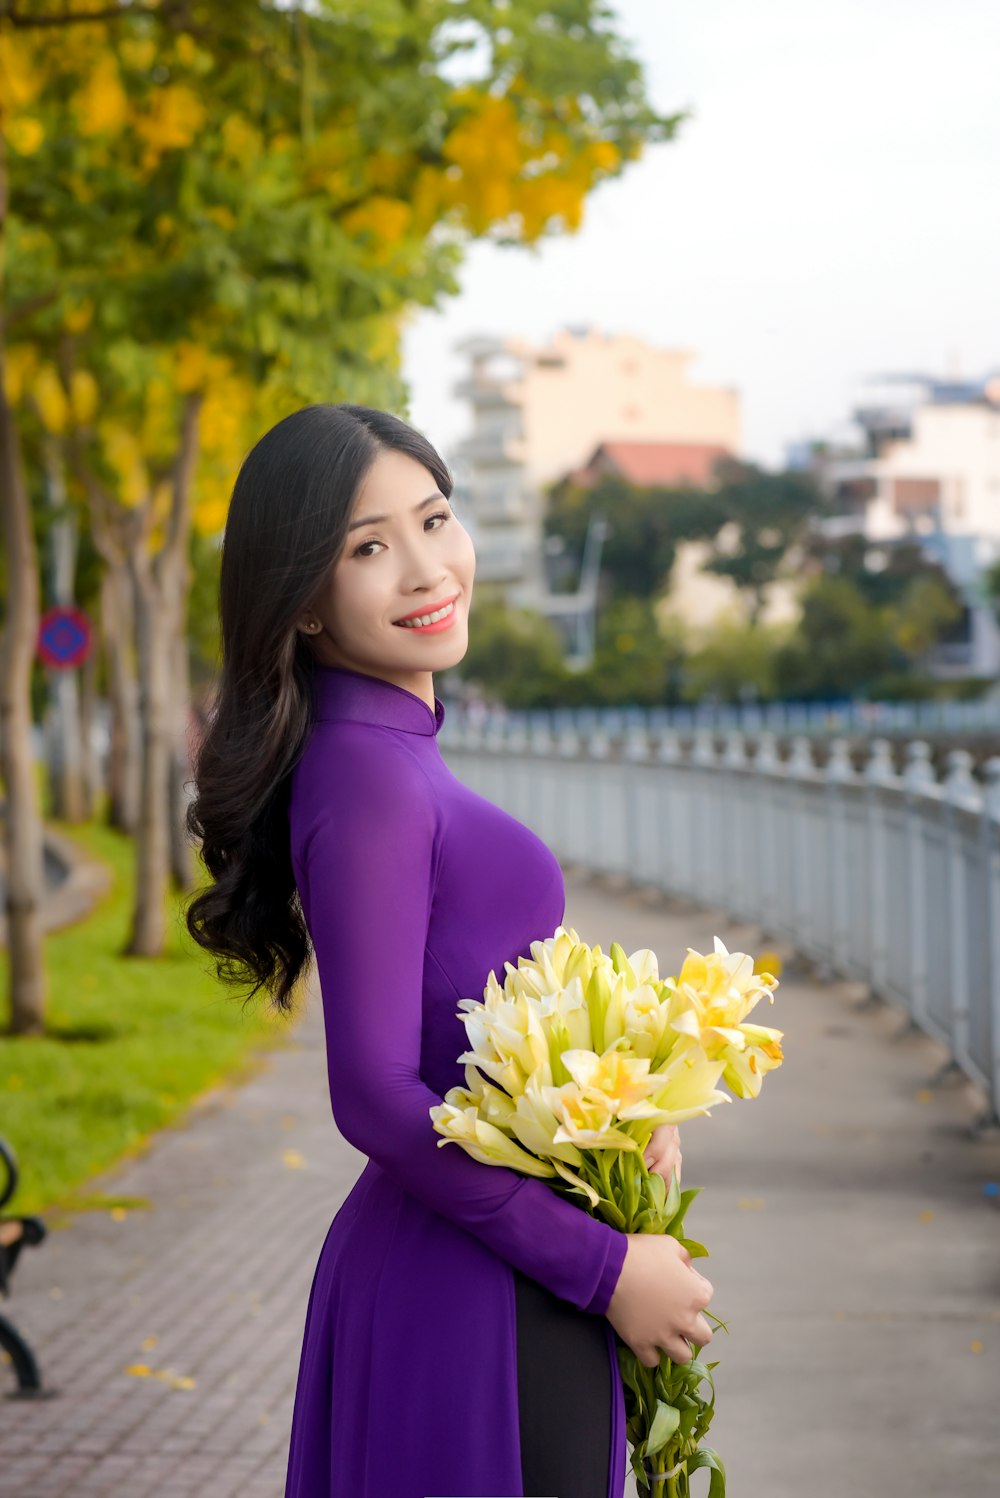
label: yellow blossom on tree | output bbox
[221,113,262,164]
[5,116,44,155]
[0,33,42,109]
[119,35,156,72]
[64,299,94,334]
[173,342,230,396]
[34,364,69,434]
[74,54,128,135]
[342,196,413,260]
[100,422,149,509]
[68,369,99,425]
[135,84,205,162]
[173,34,200,68]
[2,345,38,406]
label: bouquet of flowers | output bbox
[429,925,783,1498]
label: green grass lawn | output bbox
[0,817,300,1219]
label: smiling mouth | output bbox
[393,595,459,627]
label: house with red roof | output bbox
[567,439,733,490]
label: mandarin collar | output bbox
[310,664,445,737]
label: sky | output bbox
[401,0,1000,471]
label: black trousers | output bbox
[513,1267,612,1498]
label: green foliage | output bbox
[680,613,789,704]
[581,595,685,705]
[451,595,568,705]
[774,575,897,700]
[8,1,678,404]
[544,459,823,625]
[808,533,964,612]
[0,818,290,1217]
[700,459,826,622]
[545,474,729,603]
[891,573,964,661]
[451,594,685,708]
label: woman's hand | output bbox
[643,1123,682,1188]
[605,1233,714,1367]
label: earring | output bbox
[301,619,321,634]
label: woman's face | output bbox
[300,447,476,703]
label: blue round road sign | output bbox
[37,606,92,670]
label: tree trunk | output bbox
[0,133,46,1034]
[78,637,100,819]
[100,562,140,833]
[42,441,86,823]
[125,393,202,954]
[125,552,173,956]
[168,616,196,891]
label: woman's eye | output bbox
[352,509,451,558]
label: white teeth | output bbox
[397,600,455,628]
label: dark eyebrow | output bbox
[347,492,446,532]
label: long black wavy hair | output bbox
[185,403,452,1012]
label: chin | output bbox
[442,637,470,669]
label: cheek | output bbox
[324,566,370,633]
[450,523,477,579]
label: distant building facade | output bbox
[794,371,1000,676]
[451,326,741,611]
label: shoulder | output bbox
[289,721,439,859]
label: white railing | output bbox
[445,696,1000,738]
[440,714,1000,1126]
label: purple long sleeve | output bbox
[290,716,627,1317]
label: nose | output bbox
[401,544,449,593]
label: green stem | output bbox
[595,1148,613,1210]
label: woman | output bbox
[186,404,714,1498]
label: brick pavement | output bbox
[3,866,1000,1498]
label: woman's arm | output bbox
[293,729,626,1315]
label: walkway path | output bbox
[3,868,999,1497]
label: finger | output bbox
[665,1334,694,1364]
[693,1313,714,1344]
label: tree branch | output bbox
[0,1,155,25]
[3,290,60,332]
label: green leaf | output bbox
[684,1357,716,1388]
[597,1196,627,1230]
[665,1184,701,1235]
[645,1398,681,1458]
[688,1446,727,1498]
[662,1166,682,1222]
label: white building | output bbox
[798,371,1000,676]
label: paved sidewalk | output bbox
[1,982,351,1498]
[3,867,999,1497]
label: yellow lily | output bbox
[430,1094,557,1177]
[508,1075,588,1165]
[543,1080,640,1151]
